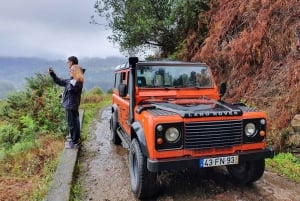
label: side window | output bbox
[121,72,127,84]
[115,71,129,97]
[122,72,129,96]
[114,73,121,89]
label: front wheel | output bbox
[227,159,265,184]
[129,139,159,199]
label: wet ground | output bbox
[78,108,300,201]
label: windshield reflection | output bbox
[136,66,212,88]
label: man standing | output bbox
[68,55,86,74]
[49,57,84,149]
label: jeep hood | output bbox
[136,98,258,117]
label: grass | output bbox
[70,162,83,201]
[266,152,300,183]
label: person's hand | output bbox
[48,67,55,77]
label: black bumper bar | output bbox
[147,147,274,172]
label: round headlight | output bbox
[245,123,256,137]
[165,127,180,143]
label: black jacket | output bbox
[50,72,83,110]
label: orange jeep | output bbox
[110,57,274,199]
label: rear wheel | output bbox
[129,139,159,199]
[227,159,265,184]
[110,112,121,145]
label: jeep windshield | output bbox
[136,65,213,88]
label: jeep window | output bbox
[121,72,127,84]
[114,72,128,87]
[114,73,121,89]
[136,65,212,88]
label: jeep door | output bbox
[117,71,131,135]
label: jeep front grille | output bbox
[185,120,243,149]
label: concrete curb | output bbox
[44,109,84,201]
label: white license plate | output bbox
[199,155,239,168]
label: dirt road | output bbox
[78,108,300,201]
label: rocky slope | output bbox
[181,0,300,149]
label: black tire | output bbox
[226,159,265,184]
[129,139,159,199]
[110,112,121,145]
[247,159,265,183]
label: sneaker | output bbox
[65,141,80,149]
[66,134,72,142]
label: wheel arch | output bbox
[131,121,149,157]
[111,104,119,122]
[111,103,118,115]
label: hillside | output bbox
[0,56,126,98]
[180,0,300,145]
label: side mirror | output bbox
[118,83,127,97]
[219,82,227,98]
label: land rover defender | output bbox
[110,57,274,199]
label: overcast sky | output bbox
[0,0,123,60]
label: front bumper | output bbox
[147,147,274,172]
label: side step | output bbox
[116,127,131,149]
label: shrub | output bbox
[0,124,21,148]
[0,73,66,157]
[88,87,103,95]
[81,87,104,104]
[106,88,113,94]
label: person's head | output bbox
[67,56,78,68]
[70,65,84,83]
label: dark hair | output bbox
[68,56,78,65]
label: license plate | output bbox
[199,155,239,168]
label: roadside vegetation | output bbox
[266,153,300,183]
[0,73,108,201]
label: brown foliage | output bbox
[181,0,300,146]
[81,95,104,104]
[0,136,63,201]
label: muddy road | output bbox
[78,108,300,201]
